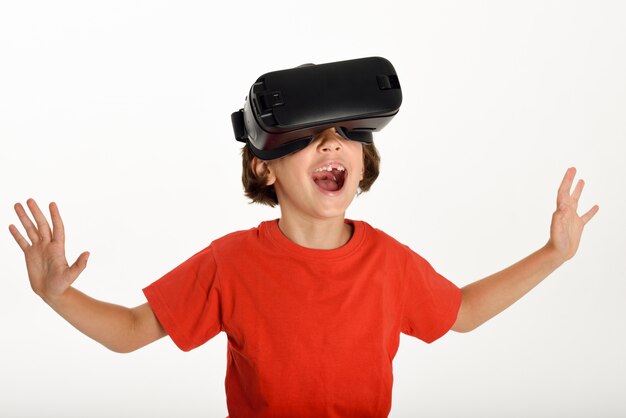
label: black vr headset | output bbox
[231,56,402,160]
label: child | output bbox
[10,64,598,417]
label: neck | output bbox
[278,214,353,250]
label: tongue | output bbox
[313,172,340,191]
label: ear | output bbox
[251,157,277,186]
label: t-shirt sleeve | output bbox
[143,245,222,352]
[400,250,462,343]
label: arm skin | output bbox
[44,291,165,353]
[451,167,599,333]
[9,199,166,353]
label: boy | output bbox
[10,60,598,417]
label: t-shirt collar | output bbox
[261,218,366,261]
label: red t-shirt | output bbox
[143,220,461,418]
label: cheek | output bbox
[356,148,365,181]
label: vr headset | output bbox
[231,56,402,160]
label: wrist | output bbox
[40,287,72,308]
[540,243,568,269]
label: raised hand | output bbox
[547,167,599,263]
[9,199,89,300]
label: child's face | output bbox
[260,128,364,221]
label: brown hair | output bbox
[241,142,380,207]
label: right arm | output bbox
[9,199,166,353]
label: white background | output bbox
[1,1,625,417]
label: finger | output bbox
[8,224,30,251]
[571,179,584,203]
[14,202,40,243]
[581,204,599,225]
[67,251,90,285]
[50,202,65,244]
[557,167,576,206]
[27,198,52,241]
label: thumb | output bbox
[67,251,90,285]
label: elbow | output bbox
[450,294,481,333]
[451,319,479,333]
[451,313,477,333]
[106,345,134,354]
[104,341,142,354]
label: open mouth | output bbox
[311,163,347,192]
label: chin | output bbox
[313,207,348,220]
[313,192,357,219]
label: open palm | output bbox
[548,168,599,262]
[9,199,89,299]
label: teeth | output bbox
[314,164,346,172]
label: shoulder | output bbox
[355,220,410,250]
[351,220,417,261]
[209,220,273,257]
[354,220,435,268]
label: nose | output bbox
[316,128,343,153]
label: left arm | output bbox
[451,167,599,332]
